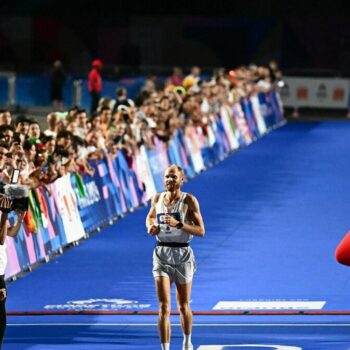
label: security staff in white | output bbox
[146,164,205,350]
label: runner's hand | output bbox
[164,214,178,227]
[148,224,160,236]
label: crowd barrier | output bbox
[4,90,284,280]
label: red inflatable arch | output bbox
[335,231,350,266]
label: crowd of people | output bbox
[0,62,282,192]
[0,62,282,191]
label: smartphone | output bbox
[11,169,20,184]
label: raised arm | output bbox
[145,193,160,236]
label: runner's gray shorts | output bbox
[152,246,196,284]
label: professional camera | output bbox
[0,183,29,213]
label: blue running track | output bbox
[5,121,350,349]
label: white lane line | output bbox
[7,323,350,327]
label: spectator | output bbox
[142,75,157,94]
[44,112,60,138]
[90,112,102,133]
[99,106,112,137]
[28,120,42,144]
[0,142,11,183]
[0,110,12,126]
[85,130,105,160]
[0,125,15,145]
[67,106,79,120]
[212,67,230,90]
[268,60,282,84]
[166,67,183,87]
[183,66,201,93]
[113,87,134,113]
[14,115,31,143]
[42,135,56,156]
[23,140,37,175]
[66,120,79,137]
[88,59,103,114]
[50,60,66,112]
[75,109,89,139]
[255,66,273,93]
[56,130,74,151]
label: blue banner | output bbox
[72,166,107,232]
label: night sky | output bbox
[0,0,349,76]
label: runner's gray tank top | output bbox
[155,192,193,243]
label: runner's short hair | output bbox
[167,164,184,175]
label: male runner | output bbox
[146,164,205,350]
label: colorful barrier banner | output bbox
[220,105,240,151]
[51,174,86,243]
[250,94,267,136]
[113,151,143,209]
[184,126,205,173]
[176,129,196,179]
[5,183,81,278]
[136,146,157,200]
[232,103,252,145]
[145,138,170,192]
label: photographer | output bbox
[0,143,29,349]
[0,166,27,348]
[0,197,26,349]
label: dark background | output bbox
[0,0,349,77]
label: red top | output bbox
[88,68,102,93]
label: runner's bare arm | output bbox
[146,193,160,236]
[179,194,205,237]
